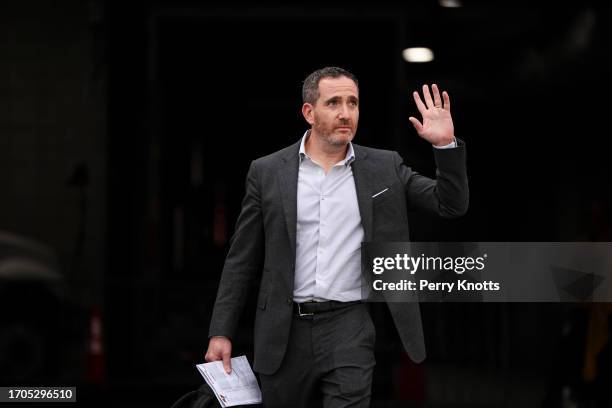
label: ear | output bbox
[301,103,315,125]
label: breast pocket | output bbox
[372,186,409,236]
[372,187,397,207]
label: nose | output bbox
[338,103,350,120]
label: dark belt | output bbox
[293,300,362,317]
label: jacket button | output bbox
[286,297,292,304]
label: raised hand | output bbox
[409,84,455,147]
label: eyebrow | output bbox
[324,95,359,104]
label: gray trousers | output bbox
[259,303,376,408]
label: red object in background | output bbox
[398,352,426,402]
[86,306,106,384]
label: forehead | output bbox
[318,76,358,98]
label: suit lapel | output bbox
[351,144,374,242]
[278,141,301,263]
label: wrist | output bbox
[433,136,455,147]
[211,335,230,341]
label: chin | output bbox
[329,136,352,146]
[319,129,354,146]
[333,131,354,144]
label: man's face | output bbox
[303,76,359,146]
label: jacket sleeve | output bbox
[394,138,469,218]
[208,160,265,339]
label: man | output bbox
[205,67,468,407]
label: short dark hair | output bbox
[302,66,359,105]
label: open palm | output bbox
[409,84,455,147]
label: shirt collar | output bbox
[298,130,355,167]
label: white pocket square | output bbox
[371,188,389,198]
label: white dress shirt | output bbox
[293,131,364,302]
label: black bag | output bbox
[170,383,263,408]
[170,383,221,408]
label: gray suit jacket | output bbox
[209,138,469,375]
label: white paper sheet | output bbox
[196,355,262,407]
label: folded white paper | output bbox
[196,355,262,407]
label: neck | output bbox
[304,129,348,172]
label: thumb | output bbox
[408,117,423,134]
[222,350,232,374]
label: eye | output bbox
[328,100,337,106]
